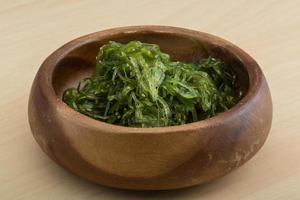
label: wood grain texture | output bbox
[0,0,300,198]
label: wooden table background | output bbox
[1,0,299,199]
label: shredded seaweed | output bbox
[63,41,241,127]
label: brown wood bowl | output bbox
[28,26,272,190]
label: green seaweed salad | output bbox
[63,41,241,127]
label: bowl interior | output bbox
[52,30,249,101]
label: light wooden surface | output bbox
[0,0,299,199]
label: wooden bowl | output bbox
[28,26,272,190]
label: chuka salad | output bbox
[63,41,241,127]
